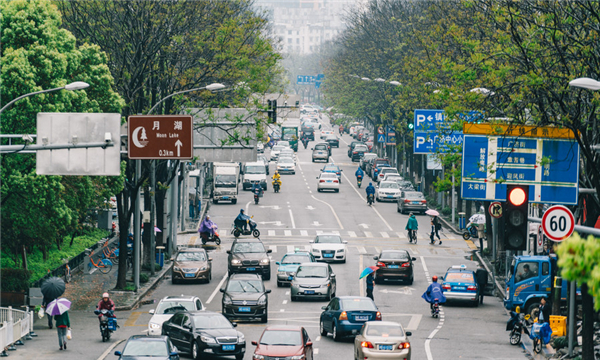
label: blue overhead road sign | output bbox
[413,109,463,154]
[414,109,445,131]
[461,135,579,204]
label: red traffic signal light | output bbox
[508,187,526,206]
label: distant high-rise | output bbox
[256,0,361,54]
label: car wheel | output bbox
[376,197,380,202]
[319,320,327,336]
[192,340,200,360]
[172,277,178,285]
[407,276,413,285]
[332,322,341,342]
[317,189,321,192]
[232,199,237,204]
[335,189,339,193]
[374,277,382,285]
[263,271,271,281]
[291,295,297,302]
[213,199,218,204]
[235,354,244,360]
[397,206,401,213]
[262,310,268,323]
[277,281,283,287]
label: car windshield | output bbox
[323,167,339,172]
[282,255,311,264]
[380,182,399,189]
[355,146,368,151]
[156,301,195,314]
[445,272,475,283]
[122,340,168,356]
[405,192,425,199]
[272,146,284,152]
[259,330,302,346]
[176,252,206,262]
[232,242,266,253]
[381,251,409,260]
[215,174,237,187]
[245,166,265,174]
[278,141,291,147]
[226,279,264,293]
[375,160,390,166]
[296,266,327,278]
[315,145,327,150]
[320,173,337,179]
[192,314,233,329]
[381,168,398,174]
[340,298,377,311]
[366,324,404,337]
[315,235,342,243]
[326,135,337,140]
[364,154,377,160]
[278,158,294,165]
[398,181,414,188]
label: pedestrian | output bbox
[538,297,551,324]
[41,294,56,329]
[477,223,486,252]
[188,194,194,219]
[54,308,70,350]
[430,216,442,245]
[366,271,375,301]
[475,264,489,304]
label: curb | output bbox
[438,215,463,235]
[97,339,126,360]
[113,263,173,311]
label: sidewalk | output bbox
[439,215,556,359]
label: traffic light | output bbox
[267,100,273,122]
[271,100,277,123]
[503,185,529,251]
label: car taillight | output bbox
[442,284,451,290]
[421,200,427,204]
[401,262,410,267]
[320,180,325,183]
[353,151,358,154]
[333,180,339,183]
[339,311,348,321]
[361,341,374,348]
[375,311,382,320]
[398,342,411,349]
[404,199,410,203]
[377,262,386,267]
[467,285,477,291]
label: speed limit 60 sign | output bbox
[541,205,575,242]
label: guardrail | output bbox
[0,306,35,356]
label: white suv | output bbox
[147,295,204,335]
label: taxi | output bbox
[441,265,479,306]
[275,250,316,287]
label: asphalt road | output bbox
[16,115,531,360]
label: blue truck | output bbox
[503,254,579,317]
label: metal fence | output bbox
[0,306,34,355]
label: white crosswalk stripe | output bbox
[250,229,466,240]
[348,231,357,237]
[331,230,340,235]
[269,245,277,253]
[380,232,389,238]
[396,232,407,239]
[284,230,292,236]
[287,245,294,253]
[316,230,324,235]
[357,246,367,254]
[364,231,373,238]
[268,230,276,237]
[300,230,308,236]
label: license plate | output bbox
[412,201,420,205]
[246,267,256,271]
[222,345,236,351]
[454,286,466,290]
[324,254,334,258]
[238,307,251,312]
[387,196,393,198]
[355,315,369,321]
[388,265,399,269]
[305,290,315,294]
[223,196,229,199]
[378,345,393,351]
[185,273,195,278]
[327,180,332,183]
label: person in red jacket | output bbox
[97,292,115,322]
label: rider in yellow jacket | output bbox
[272,171,282,188]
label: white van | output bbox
[243,162,267,190]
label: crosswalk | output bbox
[210,228,462,241]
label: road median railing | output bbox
[0,306,35,356]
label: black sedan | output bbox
[221,273,271,323]
[325,135,339,148]
[373,250,416,284]
[115,335,179,360]
[161,311,245,360]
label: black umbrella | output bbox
[40,277,65,300]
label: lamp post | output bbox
[0,81,89,115]
[147,83,226,115]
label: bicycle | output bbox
[88,251,113,274]
[408,229,417,244]
[102,241,119,265]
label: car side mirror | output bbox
[252,341,258,346]
[440,276,444,280]
[170,351,179,357]
[373,256,379,261]
[406,331,412,336]
[330,273,336,277]
[275,261,280,265]
[412,257,417,261]
[309,240,314,243]
[342,241,348,244]
[114,351,122,356]
[208,258,213,262]
[265,289,272,294]
[311,148,314,150]
[290,272,296,277]
[321,306,328,310]
[267,249,272,254]
[226,250,231,254]
[320,169,323,171]
[149,309,155,314]
[232,322,238,327]
[306,341,313,347]
[220,288,225,293]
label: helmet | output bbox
[240,209,245,213]
[432,276,438,282]
[102,292,109,299]
[369,182,372,186]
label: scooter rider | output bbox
[199,215,216,241]
[235,209,251,231]
[421,276,446,310]
[272,171,282,188]
[355,166,364,181]
[97,292,115,323]
[251,181,263,196]
[365,182,376,201]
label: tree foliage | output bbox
[557,233,600,310]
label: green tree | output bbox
[1,0,124,268]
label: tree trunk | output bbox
[581,283,594,360]
[21,246,27,271]
[142,185,152,267]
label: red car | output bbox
[252,325,313,360]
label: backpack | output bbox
[434,218,441,231]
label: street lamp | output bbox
[0,81,90,115]
[374,78,386,82]
[361,77,371,81]
[470,87,495,96]
[569,77,600,90]
[389,81,401,86]
[147,83,226,115]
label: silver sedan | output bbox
[317,173,339,192]
[354,321,412,360]
[290,263,336,301]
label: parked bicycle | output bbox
[102,241,119,265]
[88,250,113,274]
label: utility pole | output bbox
[150,160,156,276]
[133,160,141,291]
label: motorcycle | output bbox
[272,179,281,193]
[200,225,221,245]
[94,309,117,342]
[462,222,479,240]
[232,218,260,238]
[253,187,263,204]
[367,193,374,206]
[506,308,530,345]
[302,138,309,149]
[357,175,363,188]
[431,299,440,318]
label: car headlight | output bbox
[201,335,217,344]
[278,270,287,274]
[312,248,320,253]
[253,355,265,360]
[243,178,250,182]
[223,296,233,305]
[200,266,206,271]
[231,259,241,265]
[173,266,181,272]
[337,249,345,253]
[291,355,305,360]
[238,333,245,343]
[257,295,267,305]
[149,322,161,329]
[320,282,330,288]
[260,258,270,265]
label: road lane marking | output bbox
[421,255,444,360]
[357,246,367,254]
[301,230,308,236]
[285,291,290,295]
[396,232,407,239]
[380,232,389,238]
[188,235,198,246]
[331,230,340,235]
[207,273,228,304]
[285,230,292,236]
[269,245,277,253]
[287,245,295,253]
[124,312,143,327]
[282,300,288,305]
[341,171,393,231]
[359,254,365,297]
[280,309,285,312]
[310,195,344,229]
[348,231,357,237]
[406,314,422,331]
[374,247,381,254]
[245,201,251,213]
[316,230,324,235]
[314,349,319,355]
[268,230,276,236]
[364,231,373,238]
[315,336,321,342]
[97,339,126,360]
[289,209,296,228]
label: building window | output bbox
[310,46,313,51]
[288,38,292,44]
[288,30,292,35]
[296,38,300,44]
[309,37,313,42]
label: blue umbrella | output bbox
[359,266,380,279]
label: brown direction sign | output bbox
[128,115,193,159]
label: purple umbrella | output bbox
[45,298,71,316]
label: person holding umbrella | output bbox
[426,209,442,245]
[360,266,379,301]
[41,277,66,329]
[46,298,71,350]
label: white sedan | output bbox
[147,295,204,335]
[310,234,348,263]
[277,157,296,174]
[317,173,339,192]
[376,181,402,202]
[270,145,285,161]
[320,130,334,139]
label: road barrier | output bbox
[0,306,35,356]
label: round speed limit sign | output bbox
[541,205,575,242]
